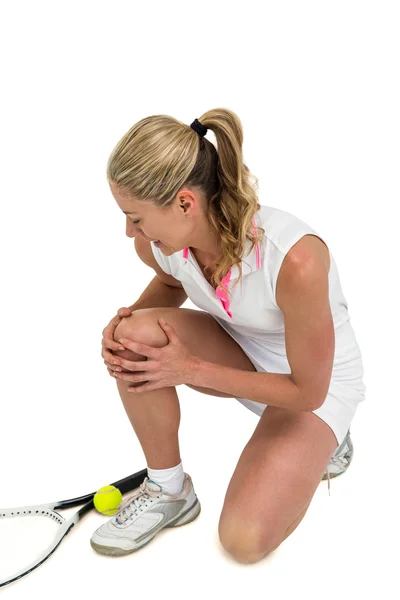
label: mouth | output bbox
[142,236,160,243]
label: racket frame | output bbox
[0,468,148,588]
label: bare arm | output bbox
[128,275,188,312]
[128,235,188,311]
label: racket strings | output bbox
[0,511,64,584]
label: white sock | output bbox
[147,461,185,495]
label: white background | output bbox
[0,0,398,597]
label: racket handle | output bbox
[111,468,148,495]
[54,468,149,510]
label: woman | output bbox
[90,108,366,564]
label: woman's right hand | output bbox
[102,307,133,376]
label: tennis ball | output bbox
[93,485,123,515]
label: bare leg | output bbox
[109,306,257,471]
[113,348,181,470]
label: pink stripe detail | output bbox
[215,268,233,318]
[182,216,260,318]
[253,216,261,268]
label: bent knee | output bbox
[218,518,276,564]
[219,532,266,564]
[112,312,168,360]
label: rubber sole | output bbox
[321,449,354,480]
[321,469,347,481]
[90,497,201,557]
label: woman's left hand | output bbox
[112,318,199,393]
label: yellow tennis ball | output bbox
[93,485,123,515]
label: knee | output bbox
[218,521,267,565]
[219,537,267,565]
[113,313,137,344]
[112,311,168,360]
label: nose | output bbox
[126,219,141,238]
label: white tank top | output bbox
[150,204,352,341]
[150,203,367,489]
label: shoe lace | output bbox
[114,477,160,525]
[325,429,352,498]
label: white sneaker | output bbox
[322,429,354,496]
[90,473,201,556]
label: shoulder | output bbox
[276,235,330,310]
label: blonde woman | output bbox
[90,108,366,564]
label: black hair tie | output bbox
[190,118,208,137]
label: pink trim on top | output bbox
[183,216,260,318]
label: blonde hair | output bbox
[106,107,265,298]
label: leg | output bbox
[218,405,339,564]
[266,498,312,554]
[110,307,257,469]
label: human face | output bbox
[109,181,222,261]
[109,181,187,253]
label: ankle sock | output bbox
[147,460,185,495]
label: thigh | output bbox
[219,405,339,548]
[114,307,257,398]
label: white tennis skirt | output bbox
[211,317,367,448]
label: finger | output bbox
[113,370,152,383]
[101,340,126,362]
[158,319,178,343]
[104,360,123,372]
[102,340,123,358]
[102,315,122,336]
[117,307,132,317]
[103,339,126,354]
[107,367,128,379]
[126,382,155,393]
[102,318,126,348]
[102,349,122,366]
[117,338,159,359]
[113,358,156,373]
[105,360,142,374]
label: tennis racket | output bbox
[0,468,148,588]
